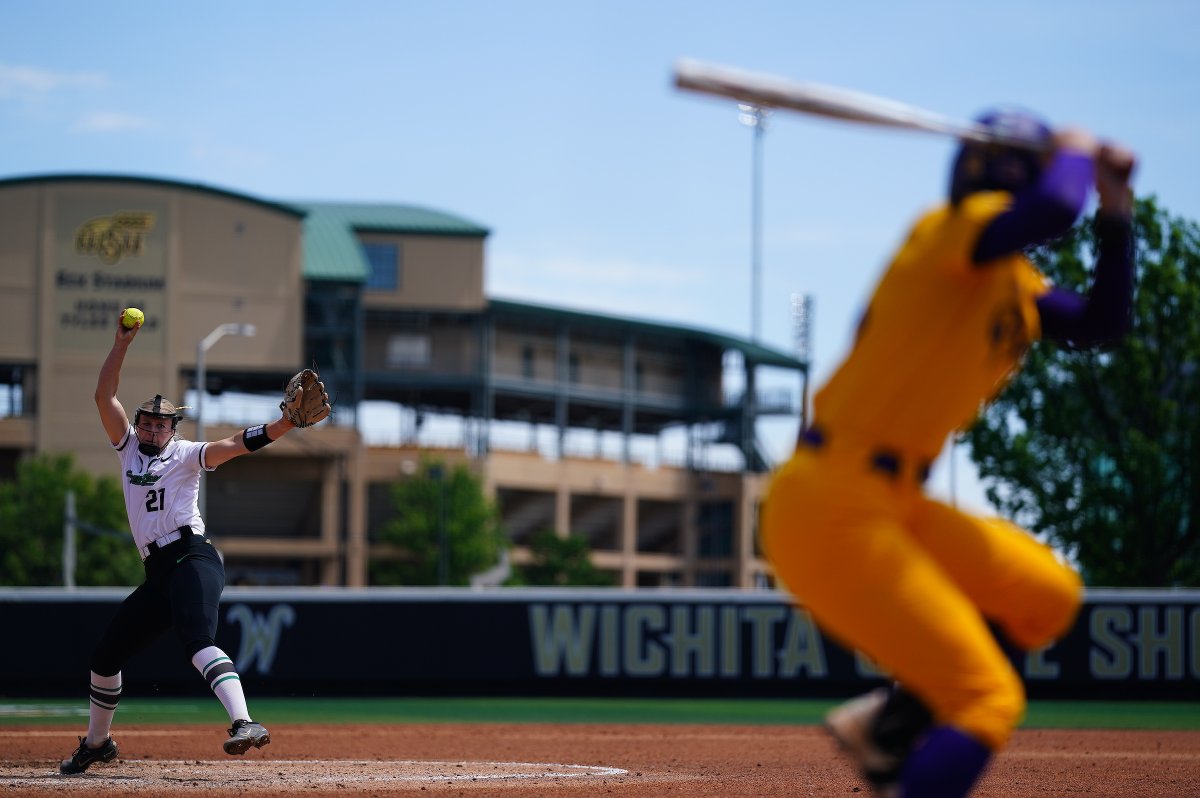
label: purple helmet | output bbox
[949,108,1052,204]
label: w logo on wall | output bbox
[226,604,296,675]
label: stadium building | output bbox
[0,174,807,588]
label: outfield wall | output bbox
[3,588,1196,700]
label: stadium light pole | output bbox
[196,322,257,518]
[738,103,768,342]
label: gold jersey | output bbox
[813,191,1051,458]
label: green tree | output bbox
[0,453,141,586]
[966,198,1200,586]
[508,528,615,587]
[369,458,508,586]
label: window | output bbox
[363,242,400,291]
[521,345,535,379]
[697,501,734,558]
[568,353,581,384]
[386,334,430,367]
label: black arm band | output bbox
[243,424,273,452]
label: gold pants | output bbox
[761,442,1081,750]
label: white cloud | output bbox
[0,63,105,97]
[74,111,153,133]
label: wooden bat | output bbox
[674,58,1048,151]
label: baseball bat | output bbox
[674,58,1048,151]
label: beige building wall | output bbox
[0,178,304,475]
[171,191,304,369]
[638,347,695,398]
[0,186,40,360]
[492,328,557,383]
[571,339,624,390]
[488,328,722,403]
[479,450,771,587]
[364,320,480,376]
[361,233,485,311]
[0,177,777,589]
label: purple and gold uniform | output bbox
[763,189,1079,751]
[761,119,1134,796]
[818,190,1052,461]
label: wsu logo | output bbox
[74,210,156,264]
[226,603,296,674]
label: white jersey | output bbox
[114,425,214,547]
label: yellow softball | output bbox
[121,307,145,329]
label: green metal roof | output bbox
[285,201,490,282]
[489,298,806,371]
[291,201,490,236]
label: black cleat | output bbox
[224,719,271,755]
[60,736,119,775]
[825,690,903,796]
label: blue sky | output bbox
[3,1,1196,512]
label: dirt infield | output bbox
[2,723,1197,797]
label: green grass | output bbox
[1020,700,1199,730]
[1,697,1196,730]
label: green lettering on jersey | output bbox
[126,470,162,486]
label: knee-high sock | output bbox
[191,646,250,723]
[86,671,121,746]
[899,726,991,798]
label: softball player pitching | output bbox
[761,111,1136,798]
[60,312,330,774]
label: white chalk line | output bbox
[156,759,629,780]
[0,705,199,717]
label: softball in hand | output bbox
[121,307,145,329]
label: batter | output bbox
[761,112,1136,798]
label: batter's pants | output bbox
[761,443,1082,750]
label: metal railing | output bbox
[174,393,762,473]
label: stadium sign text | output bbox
[528,601,1200,683]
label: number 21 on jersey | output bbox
[145,488,165,512]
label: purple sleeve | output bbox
[972,151,1095,264]
[1036,214,1134,348]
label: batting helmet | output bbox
[133,394,186,455]
[949,108,1052,205]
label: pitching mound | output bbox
[0,758,629,792]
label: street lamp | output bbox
[196,322,256,517]
[738,103,769,342]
